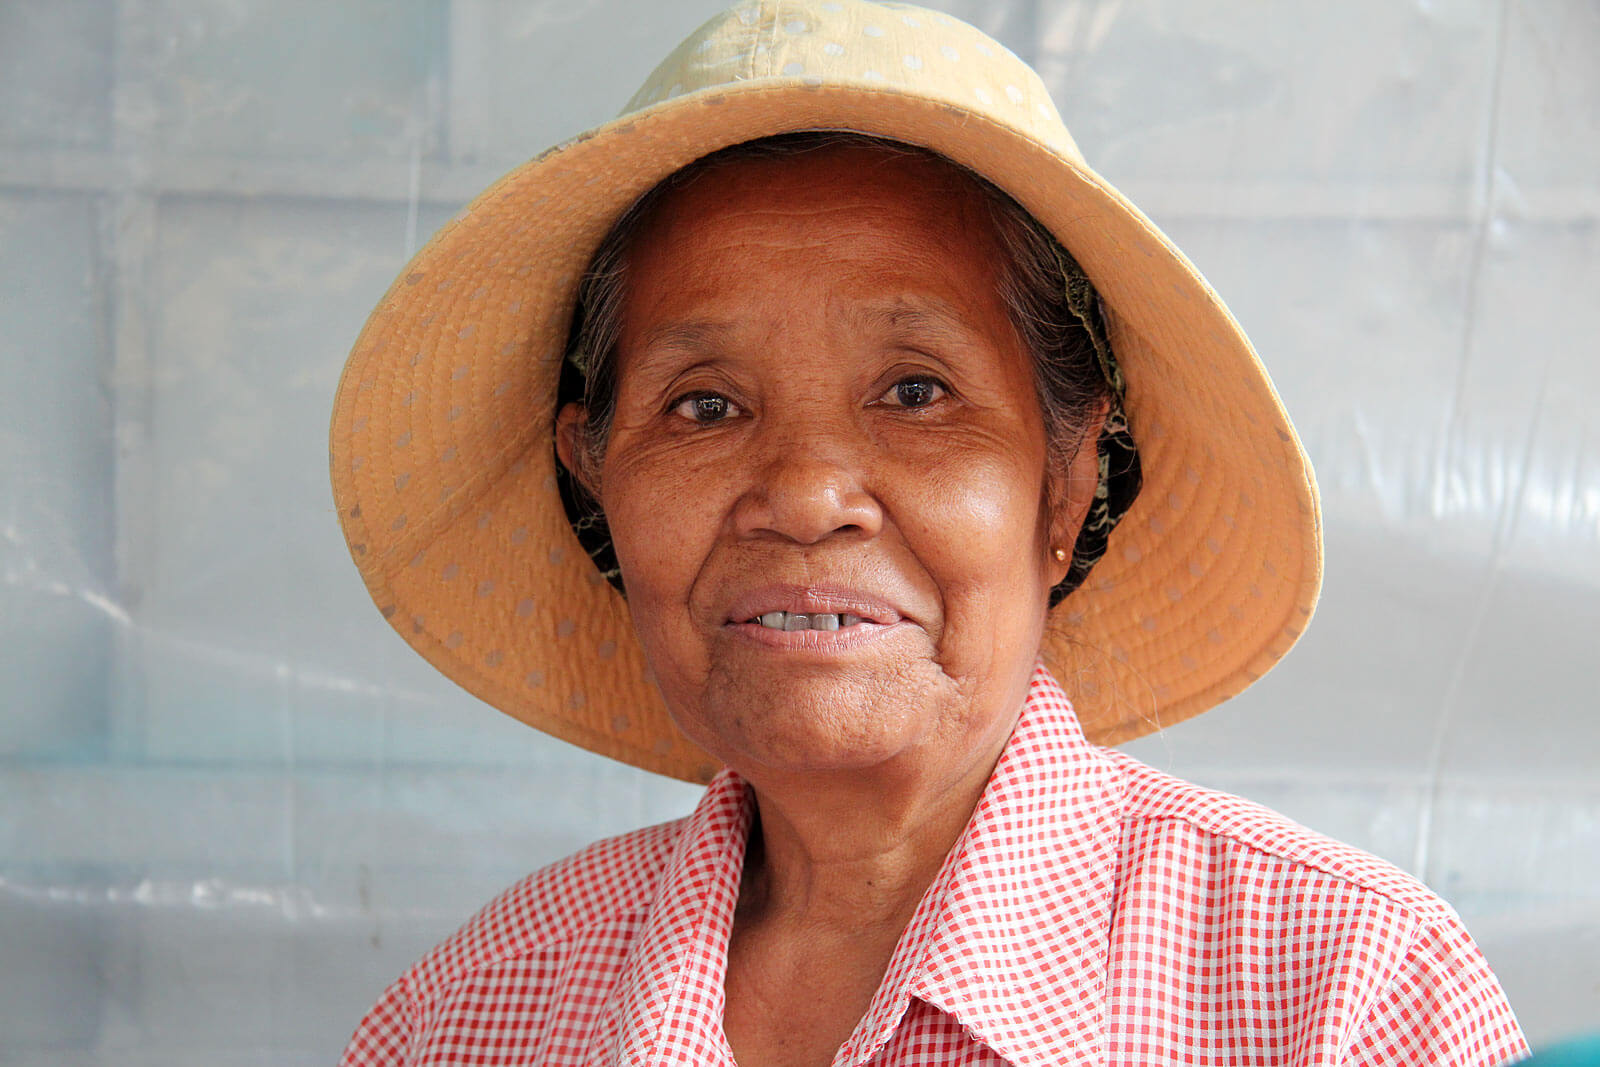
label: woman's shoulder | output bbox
[402,815,690,1001]
[1099,747,1459,931]
[339,817,694,1065]
[1093,748,1527,1063]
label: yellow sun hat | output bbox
[330,0,1323,783]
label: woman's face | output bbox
[561,145,1096,789]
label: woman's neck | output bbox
[736,773,981,929]
[721,746,1006,1067]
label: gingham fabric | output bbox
[341,665,1528,1066]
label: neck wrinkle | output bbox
[739,766,992,933]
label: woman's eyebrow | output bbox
[630,303,973,374]
[638,319,737,354]
[626,320,738,379]
[855,301,974,344]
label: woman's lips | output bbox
[726,614,909,650]
[749,609,863,632]
[722,585,905,628]
[721,585,910,649]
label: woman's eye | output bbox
[880,376,947,409]
[671,392,740,423]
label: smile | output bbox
[721,587,907,650]
[723,585,904,632]
[749,611,865,632]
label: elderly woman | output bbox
[332,3,1526,1065]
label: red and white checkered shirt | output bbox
[341,664,1528,1066]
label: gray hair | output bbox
[561,132,1111,502]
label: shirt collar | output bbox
[848,663,1126,1067]
[605,772,750,1066]
[606,663,1125,1067]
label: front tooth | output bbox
[783,613,809,631]
[842,614,861,627]
[758,612,785,629]
[812,613,840,631]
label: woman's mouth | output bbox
[728,610,902,651]
[720,586,908,648]
[748,611,866,632]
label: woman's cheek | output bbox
[899,443,1048,552]
[604,433,742,621]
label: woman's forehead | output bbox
[629,142,997,258]
[616,149,1015,354]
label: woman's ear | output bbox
[1046,403,1108,585]
[555,402,601,501]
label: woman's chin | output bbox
[676,663,947,781]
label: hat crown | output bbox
[624,0,1083,165]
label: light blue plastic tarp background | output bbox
[1,1,1596,1063]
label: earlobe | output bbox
[1049,546,1070,586]
[1045,409,1108,585]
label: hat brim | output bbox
[331,79,1322,783]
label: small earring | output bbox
[1053,547,1068,562]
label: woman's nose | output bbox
[732,431,884,546]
